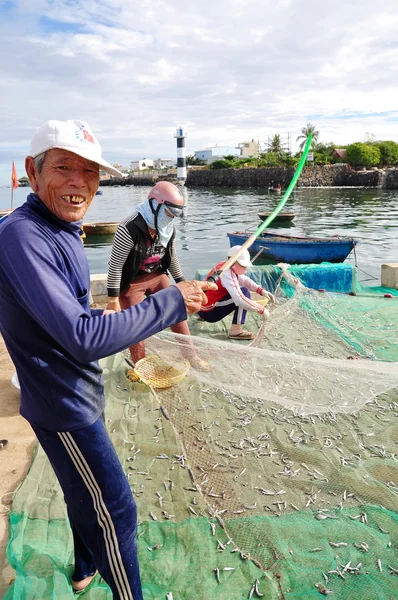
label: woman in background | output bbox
[198,245,275,340]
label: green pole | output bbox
[254,133,312,235]
[215,134,312,278]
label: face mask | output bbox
[136,200,175,246]
[155,205,175,246]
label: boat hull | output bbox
[258,211,295,223]
[0,208,14,225]
[83,222,118,235]
[227,231,357,264]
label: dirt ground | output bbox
[0,336,36,597]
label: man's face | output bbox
[25,149,99,222]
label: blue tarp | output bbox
[195,263,355,294]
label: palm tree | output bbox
[267,134,284,154]
[296,123,319,151]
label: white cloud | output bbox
[1,0,398,183]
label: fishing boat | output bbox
[258,211,295,223]
[268,185,282,194]
[0,208,13,225]
[227,231,358,264]
[83,221,118,235]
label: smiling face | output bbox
[25,149,100,222]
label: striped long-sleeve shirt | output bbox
[107,212,184,296]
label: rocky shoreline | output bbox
[100,165,398,189]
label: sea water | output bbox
[1,185,397,283]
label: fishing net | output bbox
[4,264,398,599]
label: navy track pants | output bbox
[32,417,143,600]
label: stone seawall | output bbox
[385,168,398,189]
[100,166,398,189]
[185,165,391,188]
[100,175,155,186]
[100,173,177,187]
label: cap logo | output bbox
[75,124,95,145]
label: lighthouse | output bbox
[174,127,187,184]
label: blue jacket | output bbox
[0,194,186,431]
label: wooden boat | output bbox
[227,231,358,264]
[258,211,295,223]
[0,208,13,225]
[83,222,118,235]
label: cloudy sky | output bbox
[1,0,398,185]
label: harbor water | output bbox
[1,185,398,283]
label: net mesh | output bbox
[3,264,398,600]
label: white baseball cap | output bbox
[228,245,253,268]
[29,120,122,177]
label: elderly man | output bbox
[0,120,215,599]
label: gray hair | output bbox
[33,151,47,173]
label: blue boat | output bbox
[227,231,358,264]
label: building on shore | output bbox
[333,149,347,161]
[194,145,240,164]
[237,139,260,157]
[153,158,176,170]
[100,163,129,180]
[131,158,154,171]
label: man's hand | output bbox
[176,280,217,314]
[102,309,116,316]
[106,298,121,312]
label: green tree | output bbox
[240,157,258,167]
[279,152,298,167]
[209,159,233,169]
[375,141,398,166]
[186,154,203,166]
[311,142,337,163]
[345,142,381,167]
[312,152,329,165]
[296,123,319,150]
[267,134,284,153]
[258,152,281,167]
